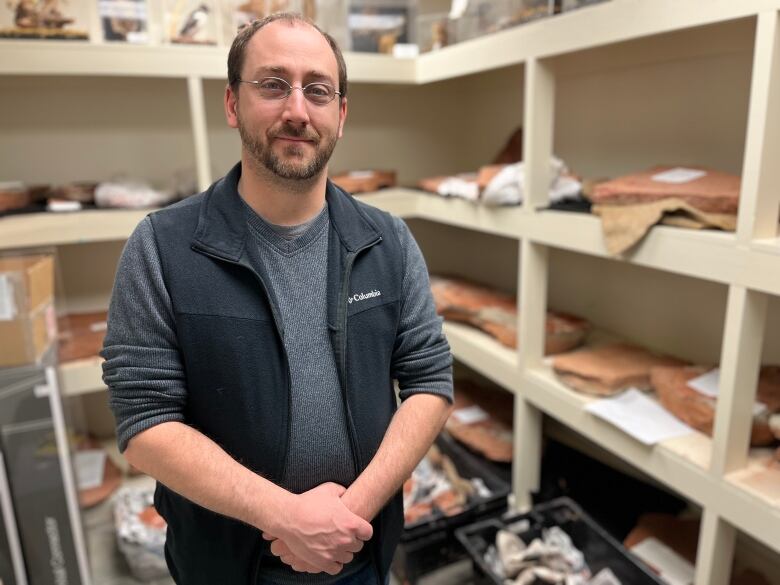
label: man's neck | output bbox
[238,155,328,226]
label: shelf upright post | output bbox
[694,508,736,585]
[736,10,780,242]
[710,285,768,477]
[514,238,546,512]
[187,76,213,192]
[512,57,555,511]
[522,58,555,212]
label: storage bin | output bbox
[455,497,665,584]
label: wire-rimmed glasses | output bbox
[237,77,341,105]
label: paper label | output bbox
[0,275,16,321]
[584,389,695,445]
[651,168,707,184]
[89,321,108,333]
[348,170,375,179]
[33,384,51,398]
[74,450,107,491]
[451,405,489,425]
[392,43,419,59]
[686,368,720,398]
[687,368,767,415]
[631,537,695,585]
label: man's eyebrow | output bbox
[252,65,335,83]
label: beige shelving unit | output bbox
[2,1,780,584]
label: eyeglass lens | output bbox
[255,77,336,105]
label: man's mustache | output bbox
[271,125,320,142]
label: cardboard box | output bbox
[0,255,56,368]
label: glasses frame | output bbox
[237,76,342,105]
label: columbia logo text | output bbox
[348,290,381,304]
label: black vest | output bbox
[149,164,404,584]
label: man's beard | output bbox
[238,116,337,181]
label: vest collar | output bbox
[192,162,380,261]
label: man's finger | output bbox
[354,520,373,542]
[270,540,286,557]
[323,561,344,576]
[343,540,364,554]
[261,532,277,541]
[274,540,292,557]
[282,555,320,573]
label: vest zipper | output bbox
[336,236,383,584]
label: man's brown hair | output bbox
[227,12,348,99]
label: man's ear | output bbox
[225,83,239,129]
[337,97,348,139]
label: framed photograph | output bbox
[163,0,218,45]
[0,0,89,40]
[98,0,149,43]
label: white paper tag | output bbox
[584,389,695,445]
[631,537,695,585]
[89,321,108,333]
[348,170,375,179]
[74,450,107,491]
[651,167,707,184]
[451,405,489,425]
[392,43,419,59]
[686,368,767,415]
[686,368,720,398]
[47,200,83,213]
[0,275,16,321]
[450,0,469,19]
[33,384,51,398]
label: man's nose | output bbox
[281,87,310,126]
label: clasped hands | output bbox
[262,482,373,575]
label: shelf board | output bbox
[726,451,780,509]
[364,192,780,296]
[359,188,528,239]
[0,41,415,82]
[751,235,780,257]
[529,211,780,297]
[522,367,780,553]
[3,0,777,83]
[5,193,780,298]
[59,357,106,397]
[0,208,153,250]
[442,321,520,394]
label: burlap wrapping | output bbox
[592,198,736,255]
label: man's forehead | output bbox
[244,20,338,79]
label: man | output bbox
[101,12,453,585]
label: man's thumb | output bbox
[323,482,346,497]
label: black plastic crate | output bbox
[455,497,665,585]
[392,432,511,584]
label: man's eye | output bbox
[307,84,330,97]
[260,80,286,91]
